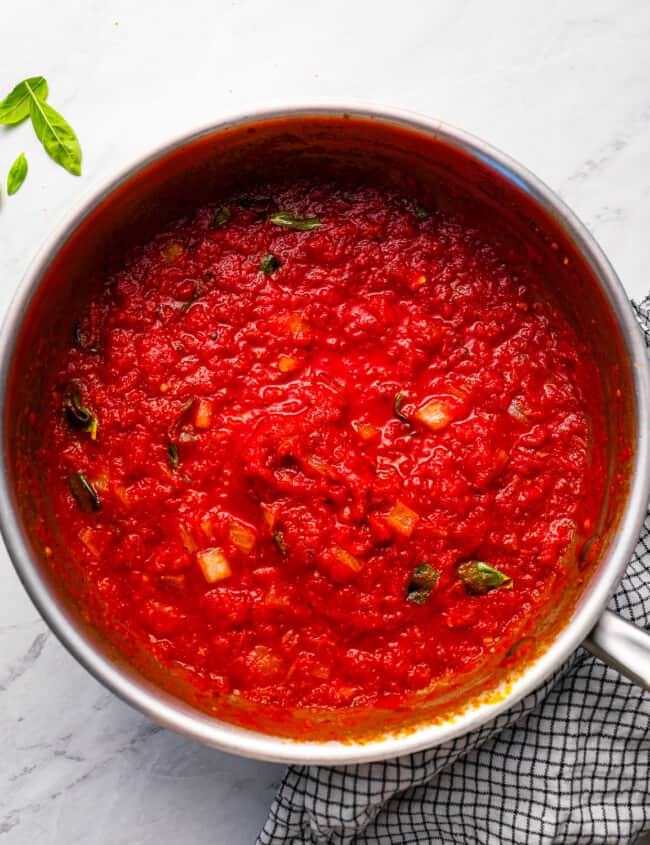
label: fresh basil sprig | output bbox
[268,211,321,231]
[7,153,28,195]
[394,391,409,423]
[273,530,288,556]
[406,562,440,605]
[0,75,82,199]
[64,382,98,439]
[212,206,232,228]
[168,397,196,442]
[168,443,180,470]
[259,253,281,274]
[73,319,100,354]
[68,472,101,512]
[458,560,512,595]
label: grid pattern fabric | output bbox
[258,296,650,845]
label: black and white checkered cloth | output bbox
[258,296,650,845]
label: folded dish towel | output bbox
[258,296,650,845]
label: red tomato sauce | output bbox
[42,181,606,710]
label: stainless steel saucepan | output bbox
[1,104,648,764]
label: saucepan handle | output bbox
[584,608,650,690]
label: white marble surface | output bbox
[1,1,649,842]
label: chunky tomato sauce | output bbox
[42,181,606,711]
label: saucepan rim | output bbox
[1,100,648,764]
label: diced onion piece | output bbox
[286,655,331,682]
[260,503,277,531]
[194,398,213,429]
[330,545,364,573]
[352,420,380,442]
[251,565,281,585]
[507,398,529,423]
[247,645,283,679]
[112,483,131,507]
[305,454,337,479]
[179,523,197,553]
[494,449,510,472]
[264,584,291,608]
[446,383,470,401]
[286,313,310,339]
[200,515,214,539]
[160,574,186,590]
[385,500,419,538]
[311,664,331,680]
[92,466,110,492]
[78,526,102,556]
[278,355,299,373]
[196,547,232,583]
[415,399,453,431]
[228,520,256,553]
[163,242,184,264]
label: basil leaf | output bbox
[268,211,321,231]
[0,77,48,125]
[458,560,512,595]
[394,391,409,423]
[414,202,431,220]
[273,530,288,556]
[238,196,274,214]
[68,472,101,512]
[406,562,440,605]
[505,636,535,659]
[73,319,100,353]
[578,534,602,570]
[65,392,92,427]
[29,96,82,176]
[259,253,281,274]
[7,153,28,195]
[168,443,180,469]
[212,206,232,228]
[64,383,98,439]
[168,397,195,442]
